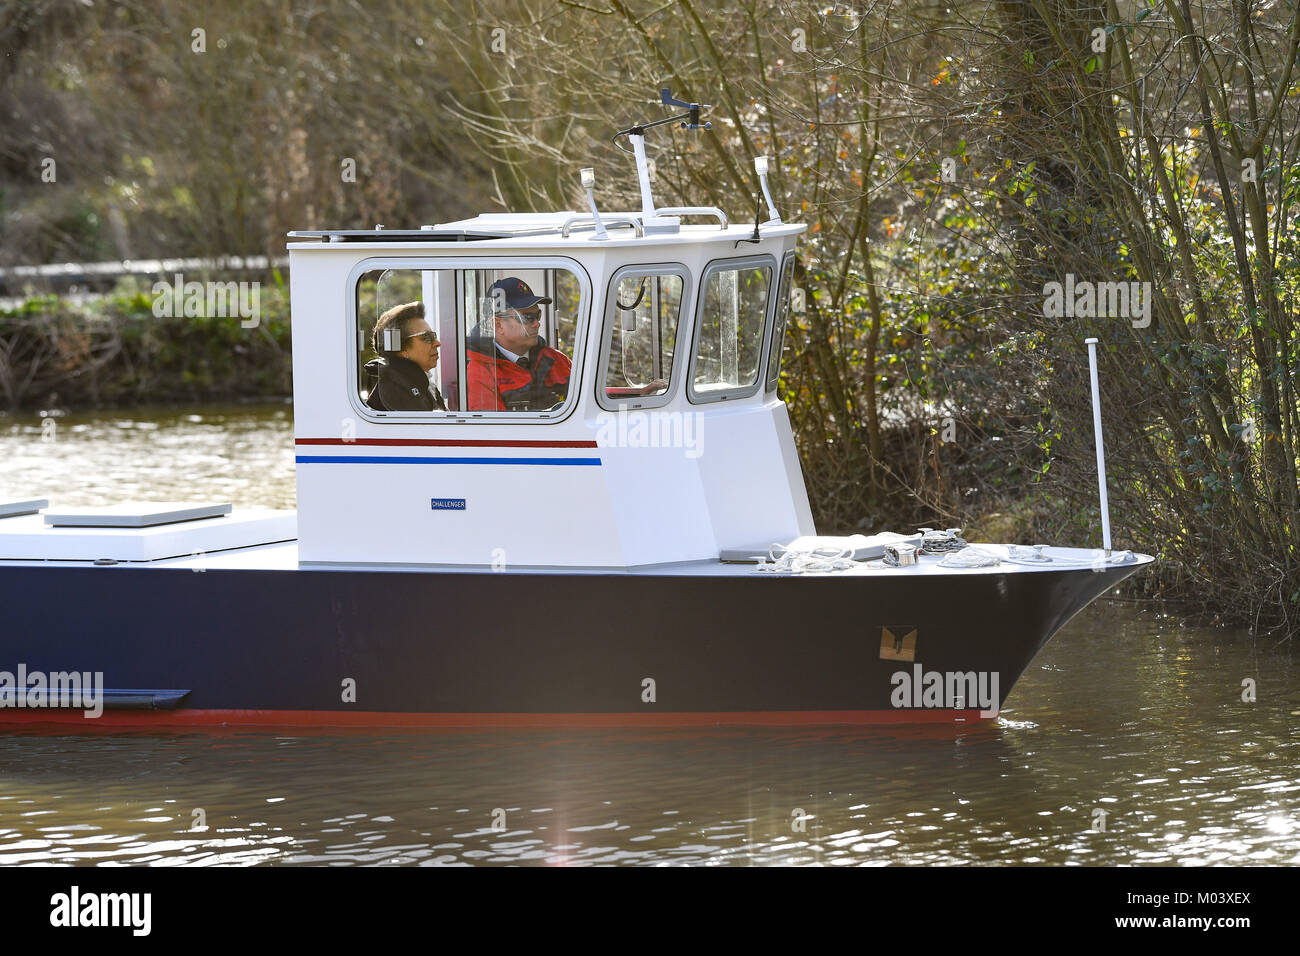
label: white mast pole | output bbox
[1085,337,1112,554]
[628,133,656,221]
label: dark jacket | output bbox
[365,356,447,411]
[465,325,571,411]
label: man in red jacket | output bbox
[466,277,572,411]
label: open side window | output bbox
[354,262,584,418]
[596,265,688,410]
[688,256,773,403]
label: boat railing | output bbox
[653,206,728,229]
[558,215,645,238]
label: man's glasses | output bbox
[404,331,437,344]
[506,309,542,326]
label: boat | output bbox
[0,91,1151,729]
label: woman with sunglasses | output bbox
[366,301,448,411]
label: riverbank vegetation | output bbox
[0,283,291,408]
[2,0,1296,633]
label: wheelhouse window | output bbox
[355,263,583,416]
[597,266,686,409]
[690,258,772,402]
[766,254,796,393]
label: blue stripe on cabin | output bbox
[296,455,602,466]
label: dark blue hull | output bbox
[0,561,1141,727]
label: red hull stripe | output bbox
[297,438,598,448]
[0,709,991,729]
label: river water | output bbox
[0,404,1297,866]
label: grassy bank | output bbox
[0,282,292,410]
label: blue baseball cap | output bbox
[490,276,552,311]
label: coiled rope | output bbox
[750,533,1136,574]
[937,547,1002,568]
[754,543,860,573]
[918,528,969,554]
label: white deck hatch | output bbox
[43,502,234,528]
[0,499,48,518]
[0,507,296,562]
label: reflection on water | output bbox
[0,403,296,510]
[0,405,1297,865]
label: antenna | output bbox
[736,193,762,247]
[659,88,712,131]
[610,89,713,149]
[612,88,712,234]
[1085,338,1112,554]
